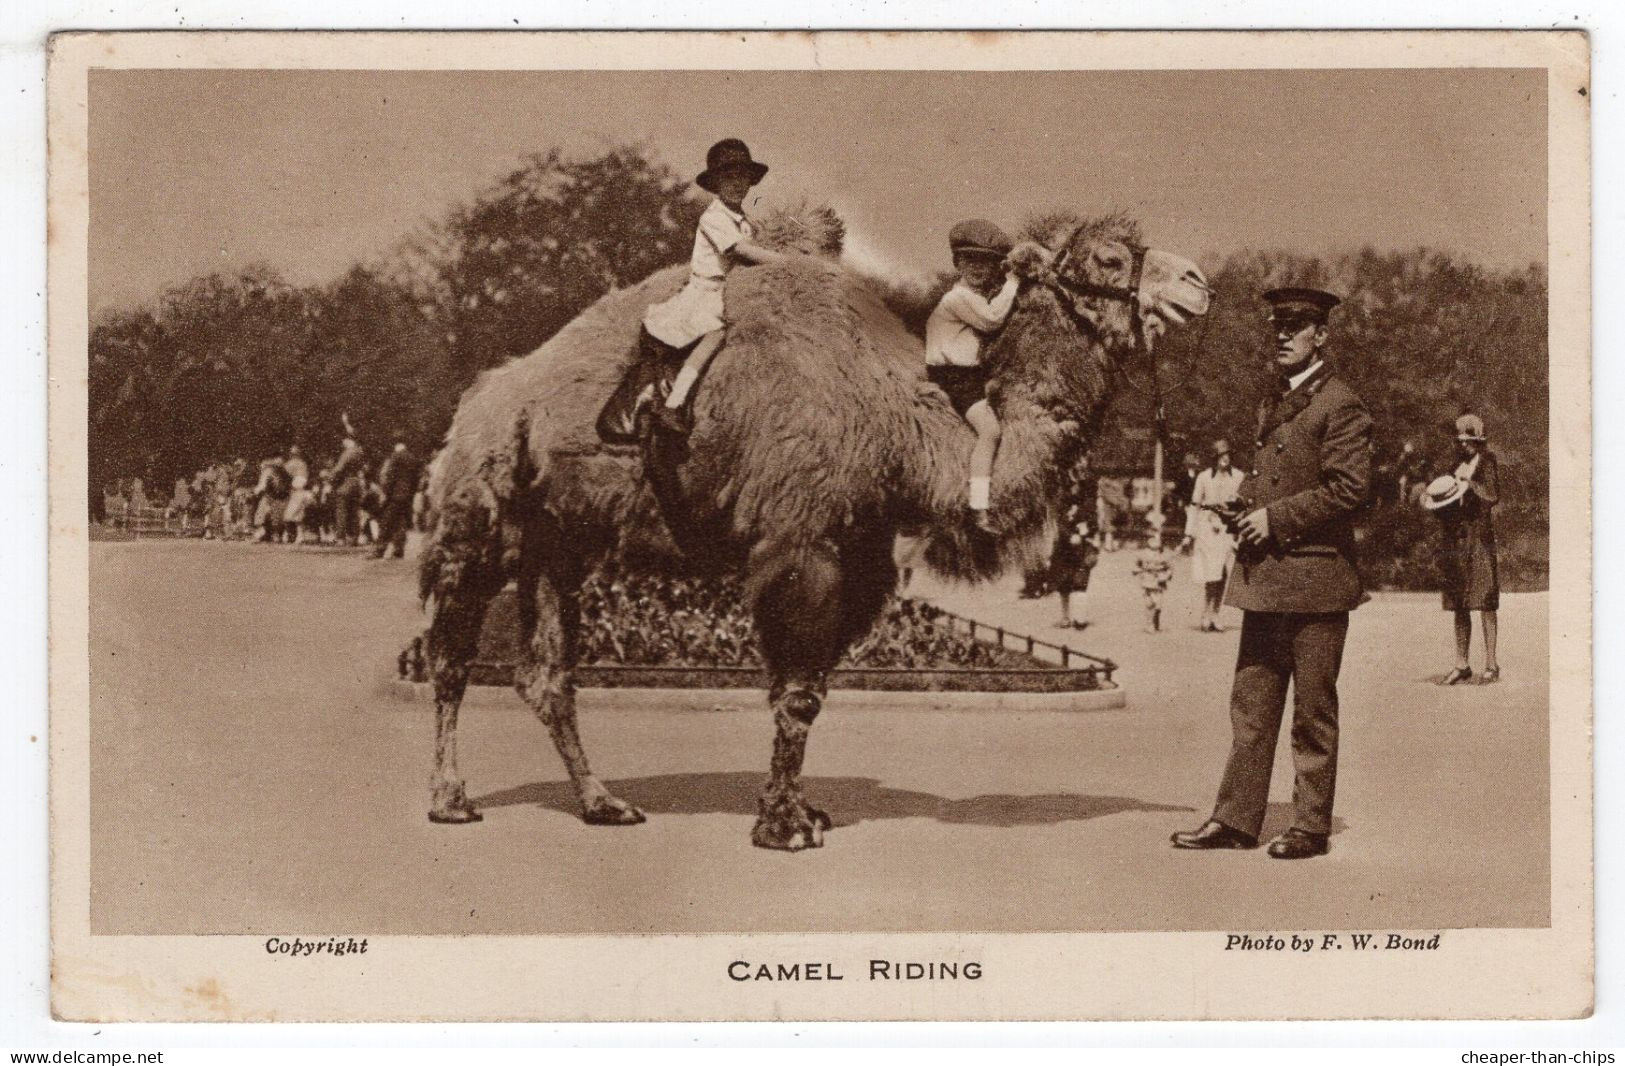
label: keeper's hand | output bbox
[1236,508,1270,546]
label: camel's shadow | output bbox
[472,772,1193,829]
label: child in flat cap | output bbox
[644,139,785,433]
[924,219,1021,527]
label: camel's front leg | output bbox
[751,677,834,850]
[515,541,645,827]
[748,538,848,851]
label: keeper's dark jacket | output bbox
[1224,363,1373,614]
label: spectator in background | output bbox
[362,471,385,545]
[330,420,368,547]
[1050,477,1101,630]
[1183,438,1246,632]
[308,468,337,544]
[102,480,128,524]
[1422,413,1502,685]
[412,466,433,533]
[1173,450,1202,549]
[284,444,309,488]
[128,477,149,515]
[1397,440,1427,505]
[252,456,291,542]
[167,477,193,531]
[282,445,312,542]
[229,459,255,538]
[1133,512,1173,633]
[373,431,423,559]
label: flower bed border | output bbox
[468,661,1114,694]
[385,678,1126,713]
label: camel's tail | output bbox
[417,409,533,609]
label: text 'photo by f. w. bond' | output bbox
[46,30,1591,1022]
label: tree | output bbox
[397,145,705,387]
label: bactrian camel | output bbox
[418,208,1210,849]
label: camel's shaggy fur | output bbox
[422,207,1131,597]
[417,202,1188,847]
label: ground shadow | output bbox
[1419,671,1498,686]
[1259,802,1349,840]
[473,772,1192,829]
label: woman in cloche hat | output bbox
[1420,412,1502,684]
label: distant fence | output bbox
[101,506,198,537]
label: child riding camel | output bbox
[924,219,1021,526]
[644,138,785,435]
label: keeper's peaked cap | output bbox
[1263,286,1342,323]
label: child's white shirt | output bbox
[644,198,754,348]
[924,276,1020,368]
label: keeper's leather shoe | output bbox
[1170,820,1257,850]
[1266,828,1330,860]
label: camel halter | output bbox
[1046,228,1149,355]
[1042,227,1211,482]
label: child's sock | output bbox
[968,476,991,510]
[665,366,700,409]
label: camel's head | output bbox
[1029,215,1211,353]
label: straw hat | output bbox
[1454,413,1487,442]
[1420,474,1469,512]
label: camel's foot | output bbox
[578,776,646,826]
[428,781,483,825]
[751,789,832,851]
[581,795,647,826]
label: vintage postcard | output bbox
[47,30,1591,1022]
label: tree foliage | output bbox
[88,147,1549,589]
[90,146,702,494]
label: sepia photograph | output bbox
[45,30,1591,1022]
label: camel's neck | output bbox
[903,288,1116,583]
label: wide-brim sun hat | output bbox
[696,138,769,194]
[1421,474,1470,512]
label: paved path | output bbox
[89,539,1549,935]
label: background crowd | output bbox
[99,421,430,559]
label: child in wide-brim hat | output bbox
[644,139,786,434]
[924,218,1021,527]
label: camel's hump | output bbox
[433,256,925,502]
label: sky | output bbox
[87,67,1546,315]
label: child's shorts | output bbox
[927,364,991,417]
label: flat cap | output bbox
[1263,286,1342,323]
[949,219,1014,259]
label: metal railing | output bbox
[102,506,198,536]
[921,604,1116,682]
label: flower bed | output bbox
[399,573,1114,694]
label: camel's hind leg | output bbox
[747,539,846,851]
[426,575,501,825]
[513,522,645,827]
